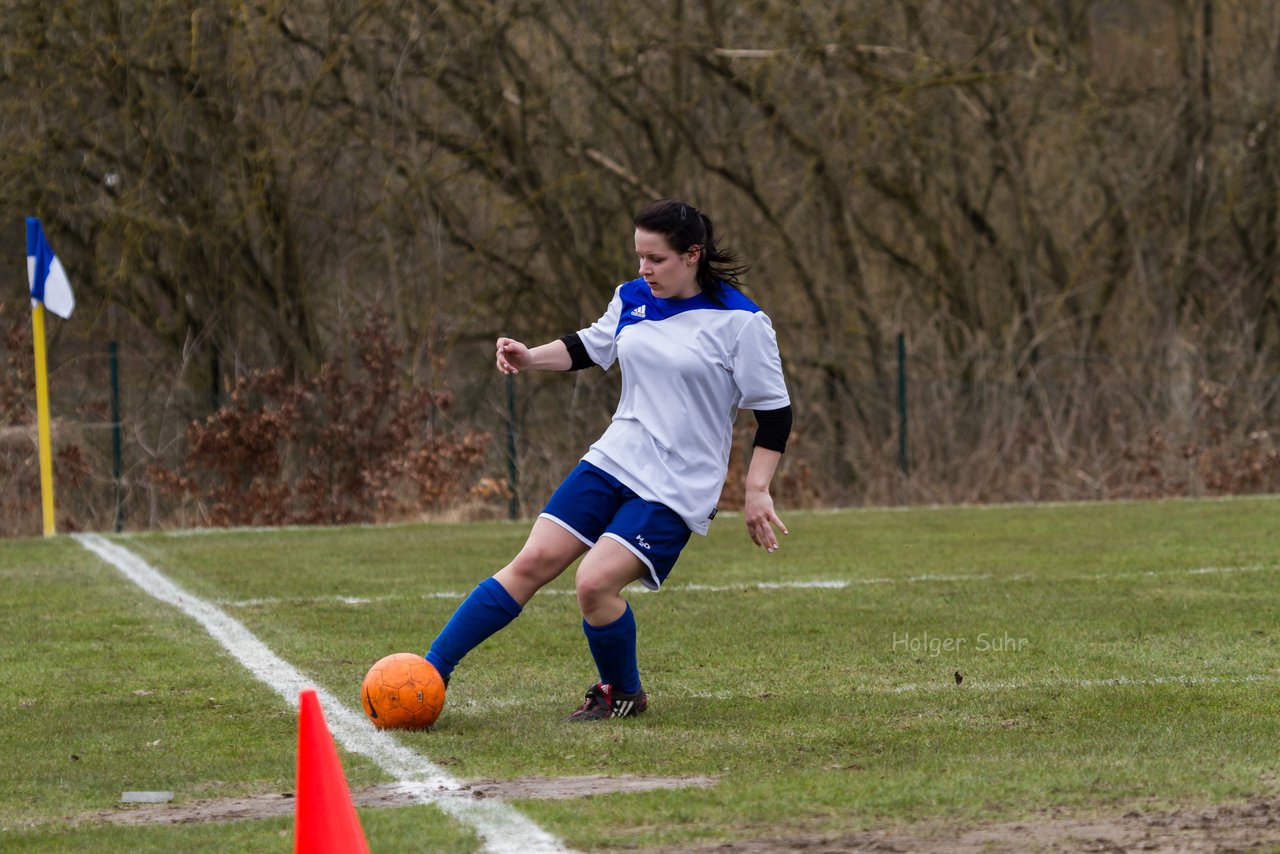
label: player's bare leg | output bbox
[574,539,647,624]
[494,517,590,605]
[426,518,586,683]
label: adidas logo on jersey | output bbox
[630,305,646,318]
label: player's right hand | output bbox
[496,338,530,374]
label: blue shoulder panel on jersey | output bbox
[614,278,760,337]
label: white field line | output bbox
[139,520,437,537]
[126,492,1280,538]
[446,672,1280,714]
[213,563,1277,610]
[73,534,573,854]
[820,491,1280,514]
[877,673,1280,695]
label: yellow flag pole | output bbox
[31,301,57,537]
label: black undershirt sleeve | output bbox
[559,333,593,371]
[752,405,793,453]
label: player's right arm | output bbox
[495,337,572,374]
[498,283,623,375]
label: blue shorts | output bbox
[540,460,692,590]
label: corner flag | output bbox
[26,217,75,319]
[24,217,74,536]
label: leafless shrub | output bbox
[149,313,492,527]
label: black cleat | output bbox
[566,682,648,721]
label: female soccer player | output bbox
[425,198,792,720]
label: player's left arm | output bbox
[744,406,792,552]
[733,312,792,552]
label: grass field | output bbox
[2,496,1279,852]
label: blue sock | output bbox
[582,603,641,694]
[426,577,522,682]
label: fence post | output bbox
[896,332,908,477]
[505,373,519,520]
[109,341,125,532]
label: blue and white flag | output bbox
[26,217,75,319]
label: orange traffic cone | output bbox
[295,689,371,854]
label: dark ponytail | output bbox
[633,199,748,298]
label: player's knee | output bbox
[574,566,610,609]
[507,543,563,584]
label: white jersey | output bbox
[576,278,790,535]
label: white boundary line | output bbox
[74,534,573,854]
[122,492,1280,538]
[824,491,1280,514]
[665,673,1280,702]
[425,672,1280,714]
[878,673,1280,695]
[212,563,1277,610]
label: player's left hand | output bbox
[744,488,788,553]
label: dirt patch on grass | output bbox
[85,774,717,827]
[75,780,1280,850]
[660,796,1280,853]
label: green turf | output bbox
[2,496,1278,850]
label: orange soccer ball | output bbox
[361,653,445,730]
